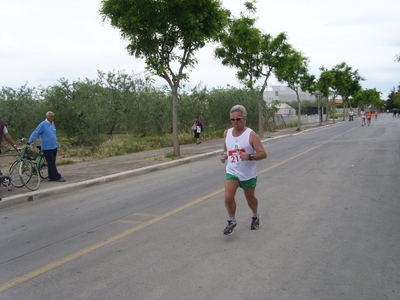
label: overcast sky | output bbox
[1,0,399,98]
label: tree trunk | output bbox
[325,98,329,122]
[171,85,180,157]
[318,96,321,126]
[297,97,301,131]
[258,95,264,139]
[342,101,347,121]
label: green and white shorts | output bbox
[225,173,257,190]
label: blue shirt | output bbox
[28,119,58,150]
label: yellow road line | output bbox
[0,189,223,293]
[115,219,143,224]
[133,212,153,217]
[0,128,352,293]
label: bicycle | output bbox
[8,144,29,188]
[0,152,15,199]
[35,145,48,179]
[8,139,41,191]
[0,142,34,197]
[20,144,41,191]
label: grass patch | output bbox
[164,151,176,159]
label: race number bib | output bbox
[228,148,245,164]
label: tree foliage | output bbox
[387,85,400,109]
[353,88,382,110]
[0,84,44,138]
[275,50,312,130]
[1,72,279,149]
[100,0,230,156]
[215,2,293,137]
[330,62,363,120]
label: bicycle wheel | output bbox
[37,155,49,179]
[9,159,24,188]
[19,160,40,191]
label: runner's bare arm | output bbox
[220,130,228,163]
[249,131,267,160]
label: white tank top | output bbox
[225,128,257,180]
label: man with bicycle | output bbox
[27,111,66,182]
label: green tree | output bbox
[354,88,382,111]
[42,78,101,144]
[0,84,44,138]
[319,67,340,123]
[275,50,311,131]
[330,62,364,121]
[387,85,400,110]
[96,71,157,138]
[100,0,230,156]
[215,1,293,138]
[317,69,334,122]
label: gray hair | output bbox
[46,111,54,116]
[230,105,247,117]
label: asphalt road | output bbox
[0,114,399,300]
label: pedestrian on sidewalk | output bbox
[191,116,204,145]
[220,105,267,235]
[349,109,354,121]
[28,111,65,182]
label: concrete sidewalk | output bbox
[0,122,337,208]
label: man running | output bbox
[220,105,267,235]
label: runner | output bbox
[366,111,372,126]
[361,108,366,126]
[220,105,267,235]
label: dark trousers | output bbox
[43,148,61,180]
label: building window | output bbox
[275,91,279,96]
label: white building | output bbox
[264,85,316,103]
[275,103,296,115]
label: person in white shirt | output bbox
[349,109,354,121]
[361,108,366,126]
[220,105,267,235]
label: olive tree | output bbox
[100,0,230,156]
[0,84,44,138]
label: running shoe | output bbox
[223,220,237,235]
[251,215,260,230]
